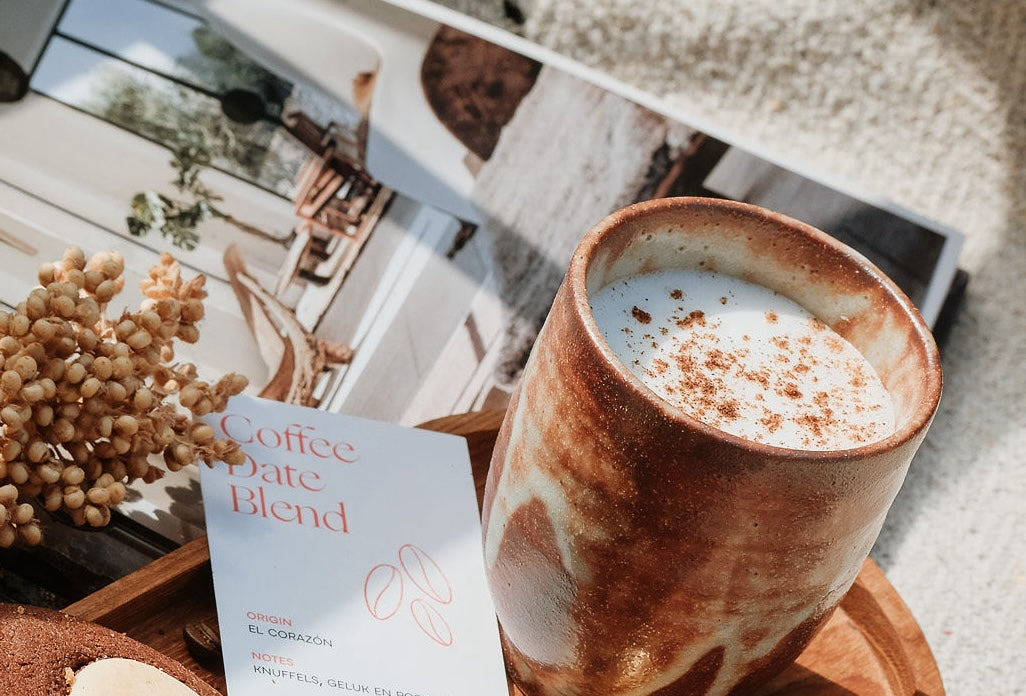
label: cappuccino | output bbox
[484,199,941,696]
[590,269,894,450]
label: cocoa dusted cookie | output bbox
[0,604,219,695]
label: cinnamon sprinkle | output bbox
[718,400,740,420]
[632,306,652,324]
[641,312,887,448]
[676,310,706,329]
[760,411,784,433]
[592,272,893,450]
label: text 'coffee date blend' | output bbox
[230,484,349,533]
[215,414,360,533]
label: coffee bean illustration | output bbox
[399,544,453,604]
[364,563,404,620]
[410,598,453,646]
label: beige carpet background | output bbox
[430,1,1026,693]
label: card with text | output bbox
[199,395,509,695]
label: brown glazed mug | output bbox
[481,197,941,695]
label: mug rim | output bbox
[567,196,943,460]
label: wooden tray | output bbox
[64,410,944,695]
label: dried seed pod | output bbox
[106,381,128,403]
[51,295,76,319]
[177,325,200,344]
[132,387,154,411]
[1,406,24,431]
[190,423,215,446]
[20,381,46,403]
[110,435,132,455]
[2,441,21,461]
[12,503,34,525]
[37,463,62,484]
[66,442,89,464]
[63,486,85,510]
[77,328,99,352]
[112,356,134,380]
[127,330,152,350]
[37,263,57,286]
[83,270,104,293]
[26,440,50,463]
[0,484,18,505]
[30,319,56,341]
[17,522,42,546]
[34,404,54,427]
[216,440,245,467]
[224,373,249,396]
[0,370,21,393]
[79,377,101,399]
[17,522,42,545]
[11,355,36,379]
[0,336,20,355]
[127,456,149,479]
[181,299,205,322]
[7,462,29,485]
[51,418,75,443]
[178,384,201,408]
[43,485,63,511]
[65,361,86,384]
[0,248,248,546]
[84,504,108,527]
[81,397,105,416]
[63,247,86,270]
[61,466,85,486]
[94,280,118,303]
[86,486,110,506]
[41,358,65,382]
[39,378,56,399]
[97,415,114,438]
[107,481,127,505]
[9,314,30,337]
[91,356,113,380]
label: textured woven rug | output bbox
[429,1,1026,693]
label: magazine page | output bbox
[194,0,962,425]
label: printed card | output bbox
[199,395,509,695]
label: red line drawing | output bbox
[364,563,404,621]
[399,543,453,605]
[366,544,456,644]
[410,598,454,647]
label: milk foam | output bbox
[590,270,895,450]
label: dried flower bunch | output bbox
[0,247,248,547]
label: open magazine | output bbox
[196,0,963,424]
[0,0,963,559]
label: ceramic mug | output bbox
[481,197,941,695]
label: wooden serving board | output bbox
[64,410,944,695]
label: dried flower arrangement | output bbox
[0,248,247,546]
